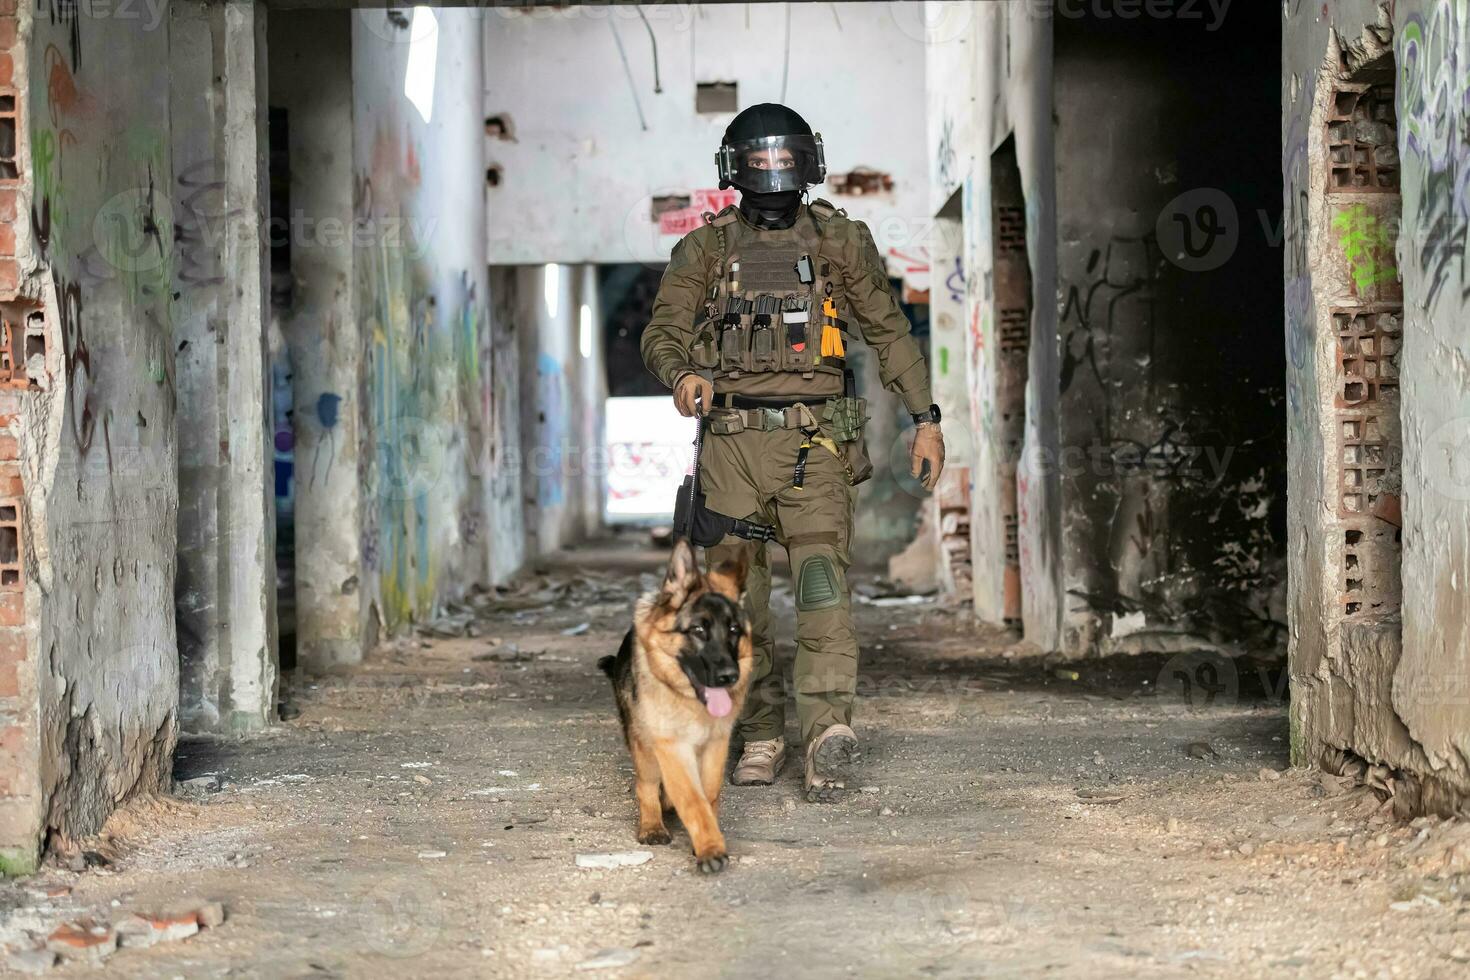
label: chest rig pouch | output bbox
[688,204,849,384]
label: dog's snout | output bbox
[713,666,739,687]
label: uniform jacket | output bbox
[640,203,934,415]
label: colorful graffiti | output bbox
[1400,0,1470,307]
[357,123,445,625]
[945,255,965,305]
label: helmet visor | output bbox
[718,134,826,193]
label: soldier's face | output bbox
[748,148,797,172]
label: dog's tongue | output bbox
[704,687,733,718]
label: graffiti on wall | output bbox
[31,27,172,468]
[1400,1,1470,307]
[356,124,447,627]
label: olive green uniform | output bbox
[641,201,932,746]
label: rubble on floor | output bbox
[2,898,225,972]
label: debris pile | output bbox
[3,901,225,973]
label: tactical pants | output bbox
[701,422,858,748]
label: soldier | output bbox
[641,103,945,802]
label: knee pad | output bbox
[795,554,842,611]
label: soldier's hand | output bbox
[674,373,714,418]
[910,423,945,491]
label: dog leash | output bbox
[686,392,705,528]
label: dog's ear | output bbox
[706,548,749,601]
[661,537,703,605]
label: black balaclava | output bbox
[721,103,813,230]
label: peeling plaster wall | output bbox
[925,1,1062,647]
[1287,0,1470,811]
[24,6,179,845]
[1394,0,1470,793]
[480,3,930,284]
[353,9,493,630]
[1053,5,1286,657]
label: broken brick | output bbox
[45,919,118,964]
[115,910,200,949]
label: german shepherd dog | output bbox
[598,538,752,873]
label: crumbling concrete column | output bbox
[18,0,183,860]
[173,0,278,731]
[922,213,972,598]
[269,11,366,671]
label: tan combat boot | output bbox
[804,724,860,803]
[730,737,786,786]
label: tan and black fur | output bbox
[598,539,752,873]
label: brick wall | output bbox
[0,0,37,876]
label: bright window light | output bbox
[579,303,594,359]
[544,264,560,319]
[404,7,438,124]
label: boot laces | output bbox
[742,739,781,764]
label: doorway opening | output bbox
[600,262,690,526]
[1052,2,1286,656]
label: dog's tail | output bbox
[596,655,616,678]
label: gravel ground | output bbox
[3,538,1470,978]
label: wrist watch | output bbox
[911,403,942,426]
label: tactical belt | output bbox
[708,397,828,435]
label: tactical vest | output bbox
[687,200,849,383]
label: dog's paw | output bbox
[695,851,728,874]
[637,827,672,846]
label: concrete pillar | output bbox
[174,0,278,731]
[268,11,365,671]
[576,265,606,538]
[486,267,527,583]
[926,212,972,597]
[518,264,579,557]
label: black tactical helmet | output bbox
[717,103,826,193]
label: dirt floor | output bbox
[5,536,1470,978]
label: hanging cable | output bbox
[635,6,662,95]
[609,18,648,132]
